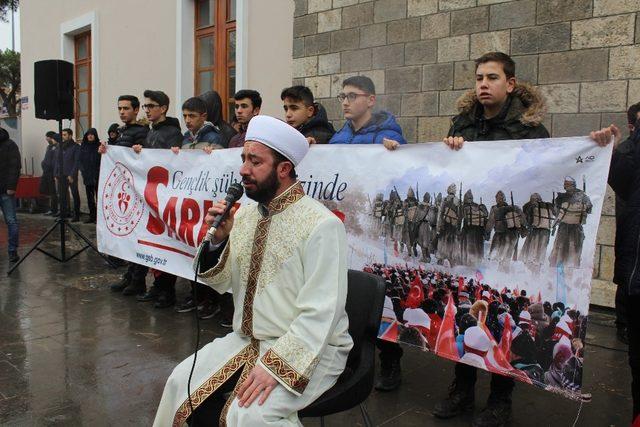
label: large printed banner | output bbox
[98,139,612,400]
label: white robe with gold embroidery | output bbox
[154,183,353,426]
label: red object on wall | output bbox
[15,176,41,198]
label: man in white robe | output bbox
[154,115,353,426]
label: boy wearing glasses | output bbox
[329,76,406,147]
[130,90,184,308]
[328,75,406,393]
[135,90,183,152]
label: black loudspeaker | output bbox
[34,60,75,120]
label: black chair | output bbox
[299,269,386,426]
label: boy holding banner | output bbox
[436,52,550,427]
[329,74,407,392]
[437,51,616,427]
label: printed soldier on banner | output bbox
[460,190,488,266]
[521,193,555,273]
[437,183,461,266]
[401,187,419,256]
[414,193,438,263]
[549,176,592,269]
[384,189,402,241]
[372,192,386,235]
[486,190,527,271]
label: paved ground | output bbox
[0,214,633,426]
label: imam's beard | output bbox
[243,167,280,205]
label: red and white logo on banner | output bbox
[102,162,145,236]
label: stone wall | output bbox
[291,0,640,307]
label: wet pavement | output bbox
[0,214,633,426]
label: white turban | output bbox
[245,115,309,167]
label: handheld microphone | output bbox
[203,182,244,243]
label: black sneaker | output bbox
[122,279,146,296]
[137,286,161,302]
[219,317,233,328]
[175,297,203,313]
[472,400,511,427]
[8,251,19,263]
[111,277,130,292]
[433,382,475,419]
[375,359,402,391]
[154,291,176,309]
[198,301,220,320]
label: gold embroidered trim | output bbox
[261,348,310,395]
[220,340,260,427]
[267,182,305,215]
[240,217,271,337]
[172,343,254,427]
[198,240,231,279]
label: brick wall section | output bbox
[292,0,640,307]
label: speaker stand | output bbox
[8,119,116,276]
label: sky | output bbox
[0,8,20,51]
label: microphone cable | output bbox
[187,247,204,422]
[185,183,243,423]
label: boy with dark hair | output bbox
[107,123,119,144]
[443,51,548,149]
[437,51,556,427]
[129,90,184,308]
[628,102,640,134]
[329,76,405,147]
[57,128,81,222]
[181,96,225,151]
[100,95,149,151]
[281,85,335,144]
[228,89,262,148]
[175,96,232,322]
[40,131,60,215]
[133,89,183,152]
[326,74,405,393]
[439,50,613,425]
[100,95,150,297]
[79,128,101,223]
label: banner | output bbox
[98,138,612,400]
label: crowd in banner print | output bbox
[370,176,592,274]
[364,263,586,395]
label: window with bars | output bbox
[195,0,236,121]
[74,31,91,138]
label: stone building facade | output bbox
[291,0,640,307]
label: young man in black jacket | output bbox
[100,95,150,297]
[0,126,21,263]
[40,131,60,216]
[99,95,150,151]
[436,52,549,427]
[79,128,101,223]
[281,85,335,144]
[438,51,615,427]
[57,128,81,222]
[597,121,640,424]
[132,90,183,309]
[611,103,640,344]
[134,90,183,152]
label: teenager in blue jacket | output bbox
[329,76,406,148]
